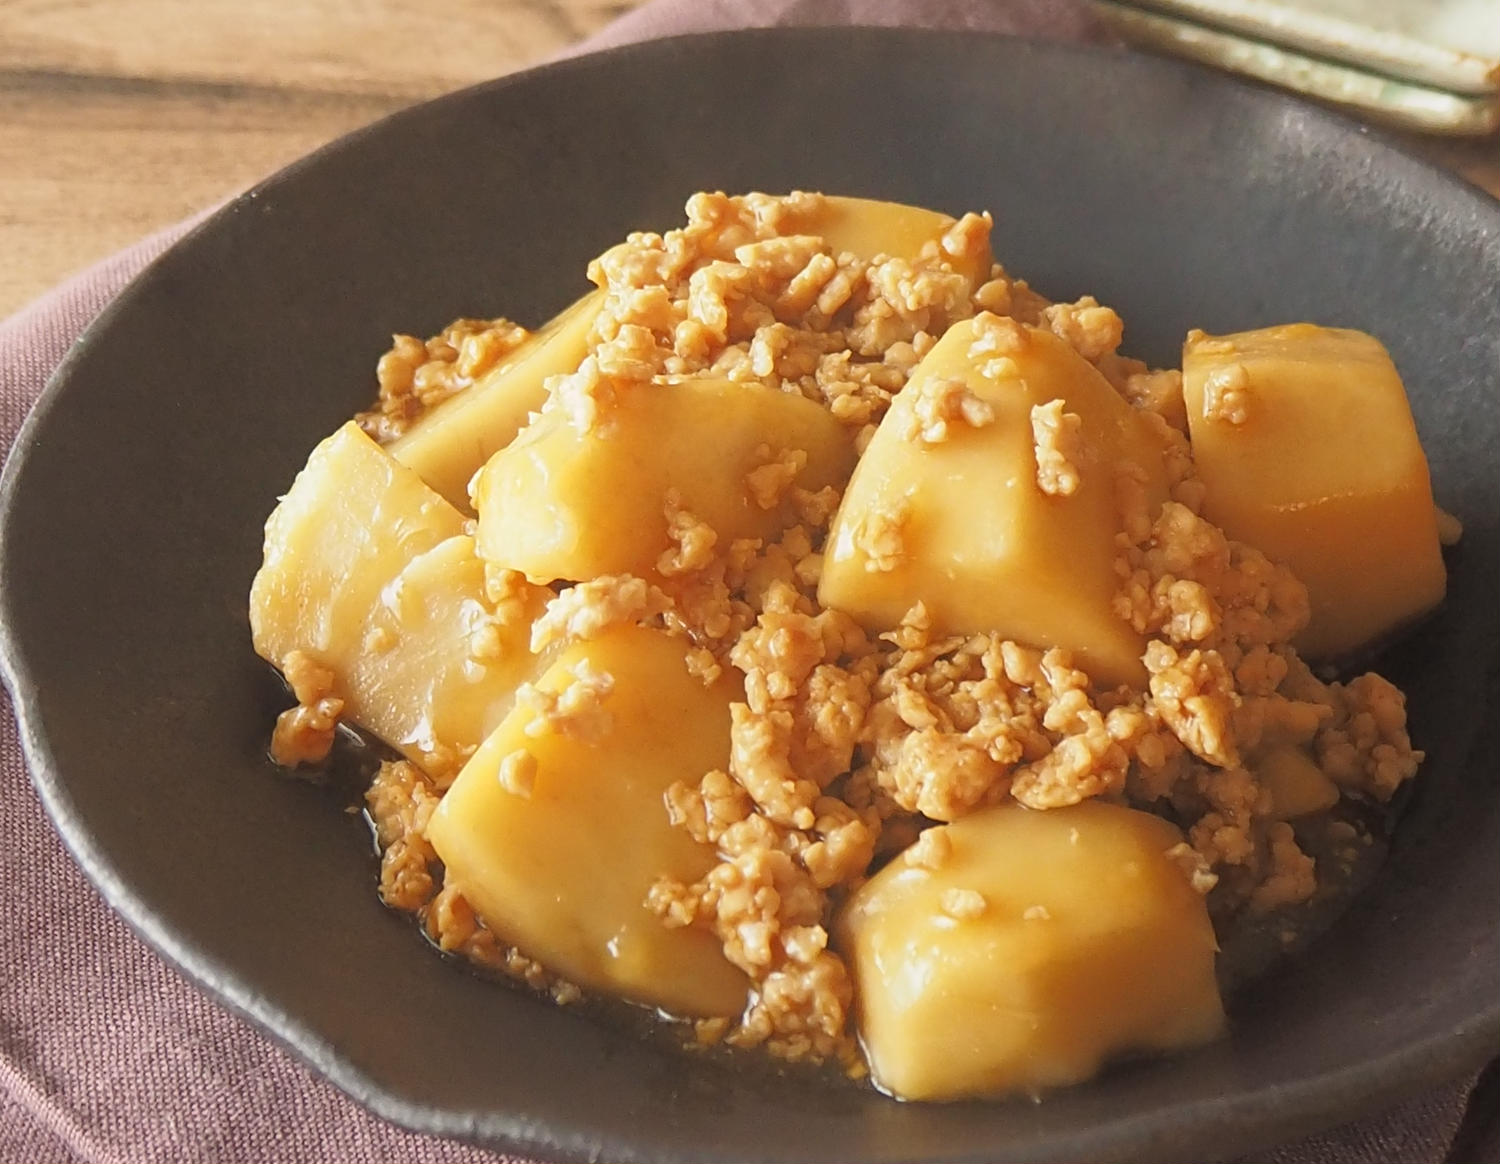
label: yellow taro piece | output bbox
[388,290,603,510]
[818,316,1169,688]
[249,422,547,769]
[472,377,855,584]
[1257,744,1339,820]
[426,626,750,1018]
[836,800,1224,1102]
[1182,324,1446,661]
[778,194,993,288]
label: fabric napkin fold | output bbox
[0,0,1488,1161]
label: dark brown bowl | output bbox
[0,28,1496,1164]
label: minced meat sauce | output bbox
[269,192,1430,1085]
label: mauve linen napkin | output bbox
[0,1,1490,1161]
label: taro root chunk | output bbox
[389,290,603,510]
[1182,324,1446,661]
[819,316,1170,688]
[472,377,854,585]
[837,800,1224,1102]
[249,422,547,772]
[426,625,750,1018]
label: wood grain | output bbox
[0,0,631,94]
[0,0,632,317]
[1,0,1495,319]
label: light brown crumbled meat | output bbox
[466,617,511,665]
[745,447,808,510]
[646,573,879,1061]
[940,887,987,920]
[1183,763,1265,870]
[723,590,877,827]
[1043,295,1124,363]
[545,357,627,434]
[497,749,538,798]
[861,615,1144,822]
[1202,363,1252,425]
[1165,841,1221,894]
[366,760,441,911]
[1116,501,1310,653]
[578,192,998,434]
[1248,822,1317,912]
[902,376,995,444]
[269,650,343,767]
[852,498,911,573]
[1010,705,1128,809]
[658,491,720,577]
[482,564,535,620]
[728,943,856,1065]
[366,769,575,1002]
[530,574,671,651]
[904,825,953,870]
[846,256,974,357]
[971,268,1015,316]
[356,317,529,442]
[412,741,468,790]
[516,659,616,743]
[940,211,993,265]
[1030,399,1085,497]
[882,727,1006,821]
[1316,672,1423,800]
[966,309,1029,369]
[270,700,343,768]
[422,883,572,998]
[594,322,664,382]
[1145,641,1243,769]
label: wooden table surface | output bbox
[2,0,1496,320]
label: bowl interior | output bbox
[0,28,1496,1164]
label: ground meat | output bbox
[576,191,989,435]
[851,499,910,573]
[745,447,808,510]
[1043,295,1124,363]
[516,658,616,743]
[940,887,988,919]
[1316,672,1423,800]
[366,760,442,912]
[1030,399,1084,497]
[366,762,576,1000]
[902,376,995,444]
[1249,822,1318,912]
[530,574,670,651]
[904,825,953,870]
[547,357,628,434]
[659,491,720,577]
[269,649,343,767]
[496,749,538,798]
[356,318,529,442]
[1202,363,1252,425]
[1115,501,1311,653]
